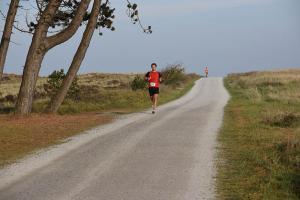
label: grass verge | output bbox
[216,69,300,199]
[54,78,197,114]
[0,113,113,168]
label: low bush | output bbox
[44,69,80,101]
[160,63,187,86]
[130,75,147,91]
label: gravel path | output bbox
[0,78,229,200]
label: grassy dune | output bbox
[217,69,300,199]
[1,73,198,114]
[0,73,137,97]
[0,73,137,112]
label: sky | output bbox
[0,0,299,76]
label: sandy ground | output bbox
[0,78,229,200]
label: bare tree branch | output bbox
[35,0,43,14]
[125,0,152,34]
[0,10,6,19]
[13,23,33,34]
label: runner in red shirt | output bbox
[205,66,208,78]
[145,63,162,114]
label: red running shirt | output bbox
[145,71,161,88]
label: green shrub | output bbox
[130,75,147,91]
[44,69,80,100]
[161,63,187,86]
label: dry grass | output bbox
[0,73,137,98]
[233,68,300,85]
[263,111,300,128]
[0,73,142,113]
[228,68,300,102]
[0,72,198,114]
[217,68,300,199]
[0,74,47,97]
[77,73,137,88]
[0,113,113,167]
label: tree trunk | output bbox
[15,0,91,115]
[48,0,101,113]
[15,0,62,114]
[0,0,20,80]
[15,51,46,114]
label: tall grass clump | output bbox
[161,63,187,86]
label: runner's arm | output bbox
[159,72,162,82]
[145,72,150,81]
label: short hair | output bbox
[151,63,157,67]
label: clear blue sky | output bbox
[1,0,299,76]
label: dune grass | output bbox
[52,81,197,114]
[217,69,300,199]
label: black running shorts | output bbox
[148,87,159,96]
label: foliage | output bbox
[160,63,187,86]
[27,0,116,33]
[44,69,80,100]
[26,0,152,35]
[130,75,147,91]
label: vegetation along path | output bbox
[217,69,300,199]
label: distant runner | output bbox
[205,66,208,78]
[145,63,162,114]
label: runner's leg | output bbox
[153,94,158,110]
[150,95,154,110]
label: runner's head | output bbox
[151,63,157,71]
